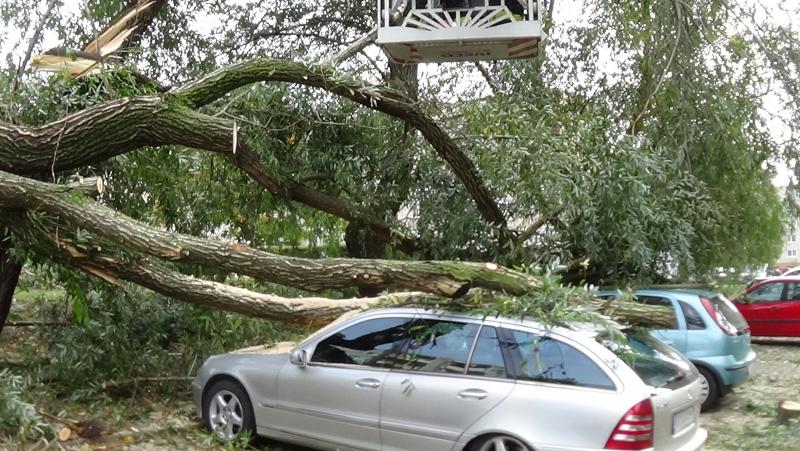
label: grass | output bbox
[706,419,800,451]
[12,288,65,303]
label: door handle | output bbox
[458,388,488,400]
[355,378,382,389]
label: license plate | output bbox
[672,407,696,435]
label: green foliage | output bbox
[21,283,301,398]
[0,370,48,442]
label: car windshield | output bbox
[709,295,750,334]
[600,330,694,389]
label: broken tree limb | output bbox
[66,176,105,194]
[0,97,418,254]
[0,170,534,296]
[2,58,508,241]
[1,204,674,328]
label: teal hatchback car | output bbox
[597,289,756,411]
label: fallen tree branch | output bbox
[5,212,434,325]
[3,208,673,328]
[0,98,418,254]
[0,170,534,296]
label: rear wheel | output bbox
[468,434,531,451]
[697,366,719,412]
[203,379,256,442]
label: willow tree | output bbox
[0,0,794,332]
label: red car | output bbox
[733,277,800,337]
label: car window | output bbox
[786,282,800,301]
[635,296,678,329]
[679,301,705,330]
[466,326,507,378]
[601,331,693,389]
[507,330,615,390]
[748,282,784,303]
[708,295,749,333]
[311,317,413,367]
[395,320,479,374]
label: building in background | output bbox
[776,218,800,270]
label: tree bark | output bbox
[777,400,800,425]
[0,170,536,297]
[5,213,432,325]
[0,229,23,336]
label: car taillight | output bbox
[605,398,654,450]
[700,297,737,335]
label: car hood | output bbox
[231,341,297,355]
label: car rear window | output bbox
[601,331,694,389]
[708,295,749,334]
[508,330,615,390]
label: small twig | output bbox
[6,320,65,327]
[330,27,378,66]
[36,409,82,429]
[514,208,563,245]
[473,62,499,95]
[100,376,193,390]
[12,0,58,92]
[629,0,683,134]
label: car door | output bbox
[637,295,687,352]
[495,327,623,449]
[273,315,413,450]
[774,281,800,336]
[379,318,515,451]
[740,281,786,336]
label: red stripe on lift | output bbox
[508,38,536,48]
[509,41,539,57]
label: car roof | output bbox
[747,276,800,289]
[752,276,800,282]
[350,307,611,338]
[596,288,720,299]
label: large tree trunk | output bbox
[0,229,23,336]
[0,170,536,297]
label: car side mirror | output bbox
[289,348,308,368]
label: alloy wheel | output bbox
[477,435,529,451]
[698,372,710,403]
[208,389,245,440]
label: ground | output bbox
[1,292,799,450]
[703,339,800,451]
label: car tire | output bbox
[202,378,256,442]
[468,434,531,451]
[697,366,719,412]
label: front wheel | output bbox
[697,366,719,412]
[469,434,531,451]
[203,379,256,441]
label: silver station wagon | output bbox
[192,308,708,451]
